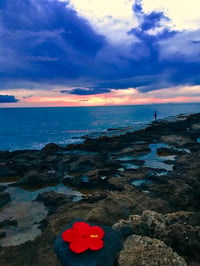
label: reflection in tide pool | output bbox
[139,143,176,171]
[0,184,82,246]
[155,170,168,176]
[0,201,47,247]
[117,155,135,162]
[121,162,140,170]
[117,155,141,170]
[6,183,82,202]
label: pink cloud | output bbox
[1,85,199,107]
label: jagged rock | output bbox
[113,210,200,262]
[13,152,39,162]
[0,219,18,228]
[0,192,11,207]
[0,112,200,265]
[0,165,18,178]
[119,144,151,156]
[164,222,200,260]
[83,190,108,203]
[41,143,63,154]
[160,135,195,146]
[0,185,6,192]
[113,210,166,238]
[165,211,200,226]
[66,154,112,175]
[22,169,61,186]
[0,232,6,239]
[192,123,200,130]
[118,235,187,266]
[0,151,11,160]
[36,191,72,212]
[157,147,183,156]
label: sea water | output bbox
[0,103,200,151]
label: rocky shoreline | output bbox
[0,112,200,265]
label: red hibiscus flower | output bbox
[61,221,105,254]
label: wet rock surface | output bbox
[0,112,200,265]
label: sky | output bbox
[0,0,200,107]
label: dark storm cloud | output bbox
[0,0,200,95]
[140,11,169,31]
[0,95,19,103]
[125,0,200,92]
[67,87,111,95]
[132,0,143,14]
[0,0,105,83]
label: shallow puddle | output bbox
[147,169,168,177]
[59,150,98,155]
[117,155,135,161]
[139,143,176,171]
[0,201,47,247]
[132,179,152,187]
[175,147,191,153]
[117,155,143,170]
[81,174,89,182]
[155,170,168,176]
[6,183,82,202]
[0,183,82,246]
[121,162,140,170]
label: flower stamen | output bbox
[90,234,99,238]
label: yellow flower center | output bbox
[90,234,99,238]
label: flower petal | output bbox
[72,222,90,236]
[62,229,79,242]
[89,226,105,239]
[89,239,104,251]
[69,237,89,253]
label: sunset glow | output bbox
[1,85,199,108]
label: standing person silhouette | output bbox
[154,111,157,121]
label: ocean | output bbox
[0,103,200,151]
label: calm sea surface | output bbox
[0,103,200,151]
